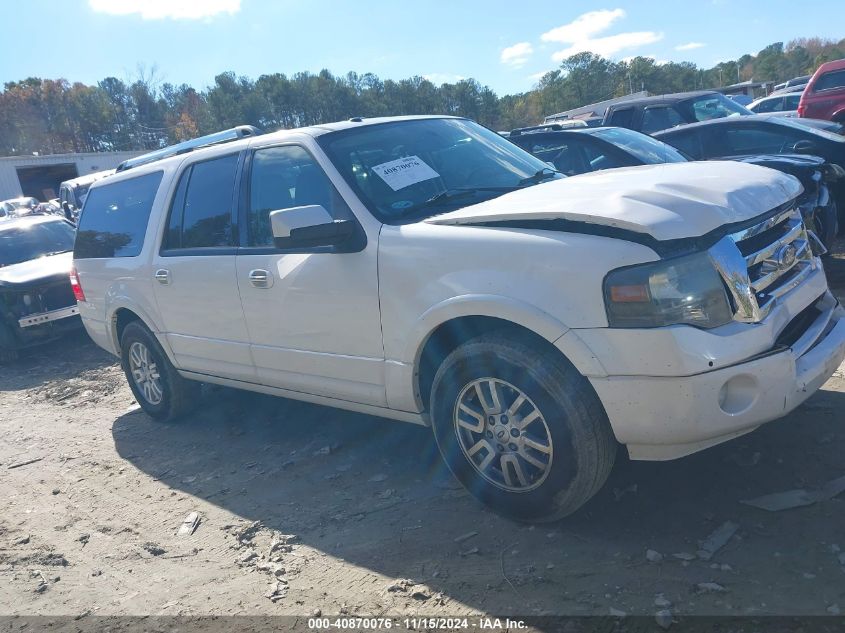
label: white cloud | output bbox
[541,9,626,43]
[675,42,706,51]
[541,9,662,62]
[88,0,241,20]
[551,31,663,61]
[500,42,534,69]
[423,73,466,85]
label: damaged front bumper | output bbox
[585,287,845,461]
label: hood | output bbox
[426,162,802,241]
[0,251,73,289]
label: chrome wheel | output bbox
[453,378,553,492]
[128,341,163,405]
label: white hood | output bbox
[426,162,802,241]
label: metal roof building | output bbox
[0,150,143,201]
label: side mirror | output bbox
[270,205,358,250]
[792,140,820,155]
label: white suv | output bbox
[72,116,845,521]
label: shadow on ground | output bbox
[112,380,845,616]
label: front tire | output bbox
[430,333,616,522]
[120,321,200,421]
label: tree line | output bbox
[1,37,842,156]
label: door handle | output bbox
[248,269,273,288]
[154,269,171,285]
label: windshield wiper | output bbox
[518,168,561,186]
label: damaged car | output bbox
[74,117,845,521]
[0,215,81,362]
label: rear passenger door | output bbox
[235,143,386,406]
[151,151,255,382]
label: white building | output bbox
[0,151,143,201]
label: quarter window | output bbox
[247,145,350,247]
[74,171,162,258]
[814,70,845,92]
[165,153,239,250]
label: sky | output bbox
[1,0,842,96]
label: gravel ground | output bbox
[1,245,844,623]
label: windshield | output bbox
[679,93,751,122]
[590,127,688,164]
[317,118,560,223]
[0,220,75,267]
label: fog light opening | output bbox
[718,374,759,416]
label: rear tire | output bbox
[120,321,200,422]
[429,333,616,522]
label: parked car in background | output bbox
[59,169,115,221]
[72,118,845,521]
[798,58,845,123]
[0,215,81,362]
[1,197,40,218]
[748,92,802,116]
[655,114,845,232]
[509,124,841,249]
[774,75,811,92]
[602,90,752,134]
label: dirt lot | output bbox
[1,248,845,624]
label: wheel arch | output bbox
[106,301,175,364]
[406,295,602,413]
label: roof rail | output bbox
[116,125,263,172]
[509,123,564,136]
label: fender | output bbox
[104,295,178,366]
[401,293,570,367]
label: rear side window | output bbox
[813,69,845,92]
[641,106,685,134]
[660,130,703,159]
[607,108,635,129]
[74,171,162,259]
[164,153,239,250]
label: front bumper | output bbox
[587,291,845,460]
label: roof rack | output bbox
[116,125,263,172]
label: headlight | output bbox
[604,251,734,329]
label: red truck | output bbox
[798,58,845,123]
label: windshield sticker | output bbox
[390,200,414,209]
[371,155,439,191]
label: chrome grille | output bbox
[709,207,817,323]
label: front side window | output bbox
[813,69,845,92]
[751,97,781,113]
[784,94,801,110]
[318,118,557,223]
[165,153,239,250]
[247,145,351,247]
[74,171,162,259]
[641,106,686,134]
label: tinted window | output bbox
[679,93,751,122]
[641,106,686,134]
[723,127,798,154]
[74,171,162,259]
[784,94,801,110]
[751,97,782,113]
[1,220,75,267]
[607,108,635,129]
[519,138,588,176]
[247,146,351,247]
[814,69,845,92]
[165,154,238,249]
[659,130,703,159]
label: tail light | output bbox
[69,266,86,302]
[797,104,806,118]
